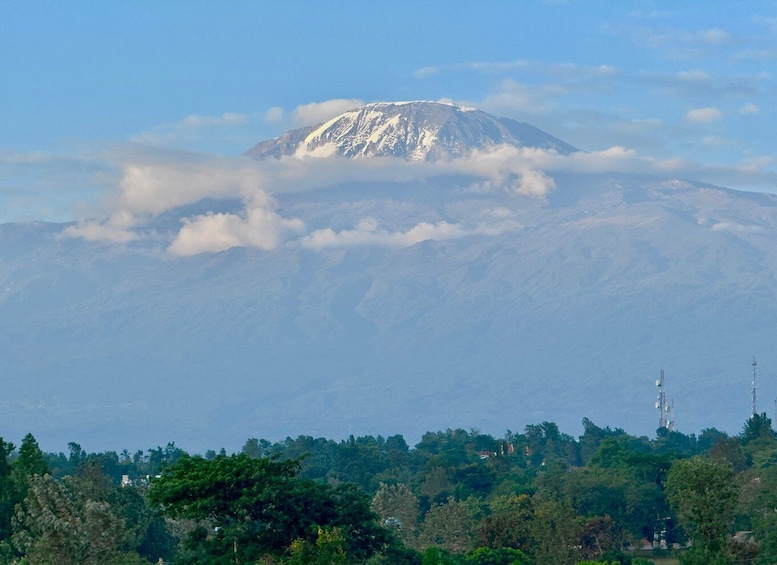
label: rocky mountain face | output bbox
[243,101,578,160]
[1,103,775,452]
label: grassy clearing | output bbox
[651,558,680,565]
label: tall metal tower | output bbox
[656,369,673,430]
[751,356,758,417]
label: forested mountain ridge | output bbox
[1,415,776,564]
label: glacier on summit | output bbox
[243,101,578,161]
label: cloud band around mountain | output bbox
[60,141,777,255]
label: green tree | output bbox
[109,486,176,563]
[666,457,738,564]
[11,433,49,504]
[475,494,533,551]
[708,437,748,472]
[740,413,776,445]
[9,432,49,535]
[148,453,388,562]
[420,546,458,565]
[0,438,15,542]
[417,497,474,554]
[13,434,48,479]
[371,482,420,547]
[287,527,349,565]
[530,499,582,565]
[241,437,271,459]
[0,438,16,561]
[12,474,128,565]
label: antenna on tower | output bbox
[655,370,675,432]
[657,370,667,430]
[751,356,758,418]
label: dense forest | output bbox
[1,414,777,565]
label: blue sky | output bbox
[2,1,777,223]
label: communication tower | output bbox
[656,370,674,431]
[751,356,758,417]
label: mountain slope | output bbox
[1,104,776,453]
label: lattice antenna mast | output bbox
[752,356,758,417]
[656,369,668,430]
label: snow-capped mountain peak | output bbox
[244,101,578,161]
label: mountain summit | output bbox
[243,101,579,161]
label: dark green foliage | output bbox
[464,546,531,564]
[697,428,728,453]
[147,453,389,562]
[666,457,738,559]
[13,473,127,564]
[0,438,15,542]
[372,540,423,564]
[530,499,582,565]
[740,413,777,444]
[14,434,48,479]
[475,494,532,551]
[417,497,474,554]
[708,437,749,471]
[11,457,173,565]
[7,414,777,564]
[421,546,459,565]
[109,486,176,562]
[524,422,580,467]
[653,428,698,457]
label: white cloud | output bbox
[459,60,531,73]
[413,60,529,79]
[64,148,319,254]
[292,99,365,127]
[732,48,777,61]
[606,23,736,60]
[131,112,251,148]
[61,210,138,244]
[0,148,114,223]
[0,149,52,165]
[638,69,760,98]
[477,79,558,116]
[677,69,711,82]
[112,153,266,216]
[736,156,774,172]
[264,106,284,123]
[546,62,618,79]
[702,136,726,147]
[738,103,760,115]
[694,28,732,46]
[711,221,763,233]
[168,201,305,256]
[59,133,777,253]
[684,107,722,123]
[488,207,514,218]
[412,66,438,79]
[445,146,557,197]
[300,217,518,250]
[413,59,614,80]
[179,113,248,128]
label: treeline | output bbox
[1,415,777,564]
